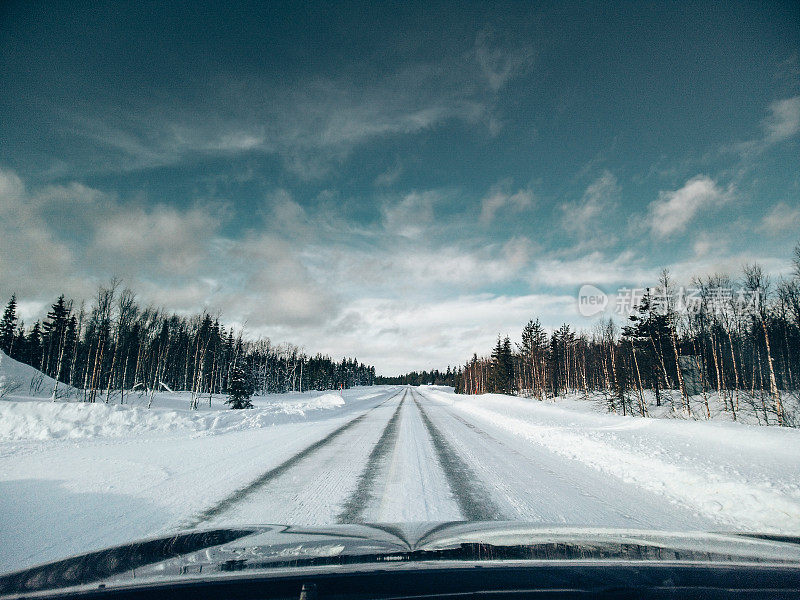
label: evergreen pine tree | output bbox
[42,295,70,377]
[622,289,672,404]
[489,336,515,394]
[226,365,253,409]
[12,321,26,361]
[62,315,78,384]
[27,321,43,369]
[502,336,515,392]
[549,330,561,397]
[519,318,548,396]
[489,338,503,392]
[0,295,18,355]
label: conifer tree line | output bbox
[0,280,375,406]
[375,368,459,387]
[454,243,800,427]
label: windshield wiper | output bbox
[217,540,796,573]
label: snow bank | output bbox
[0,350,78,401]
[0,401,198,441]
[0,350,359,442]
[255,392,344,414]
[439,390,800,533]
[0,392,348,442]
[568,388,800,427]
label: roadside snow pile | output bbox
[252,392,344,414]
[0,350,355,442]
[0,401,200,441]
[433,381,799,427]
[0,392,347,442]
[440,390,800,533]
[0,350,78,401]
[574,389,800,427]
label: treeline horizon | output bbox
[375,368,459,387]
[451,242,800,427]
[0,279,375,406]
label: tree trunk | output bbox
[670,322,690,415]
[629,340,648,417]
[761,319,784,425]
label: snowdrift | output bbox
[0,350,79,400]
[0,350,353,442]
[426,388,800,533]
[0,394,345,442]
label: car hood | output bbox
[3,522,800,596]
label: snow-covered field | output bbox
[2,351,800,576]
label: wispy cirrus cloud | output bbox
[758,201,800,235]
[475,29,535,92]
[53,41,533,180]
[730,95,800,156]
[647,175,731,238]
[560,171,619,236]
[763,96,800,144]
[381,190,439,239]
[480,180,534,223]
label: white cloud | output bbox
[58,60,494,178]
[4,164,794,376]
[475,30,534,92]
[19,177,227,280]
[214,232,340,328]
[731,95,800,155]
[381,191,437,239]
[667,252,792,284]
[648,175,729,238]
[135,279,223,316]
[261,188,309,232]
[297,244,530,321]
[278,292,574,375]
[210,131,265,152]
[392,237,532,287]
[15,300,47,323]
[758,201,800,234]
[2,174,535,341]
[561,171,619,234]
[90,204,220,274]
[764,96,800,144]
[480,182,534,223]
[0,167,24,200]
[690,234,718,258]
[0,168,231,315]
[531,250,656,288]
[374,159,403,187]
[0,168,80,301]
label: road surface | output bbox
[7,384,800,575]
[193,387,712,530]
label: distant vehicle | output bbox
[3,522,800,599]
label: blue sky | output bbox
[1,1,798,373]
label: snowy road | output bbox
[184,386,714,530]
[3,384,800,575]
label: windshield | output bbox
[1,0,799,583]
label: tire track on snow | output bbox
[337,390,407,522]
[411,389,505,521]
[417,390,678,526]
[182,389,403,528]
